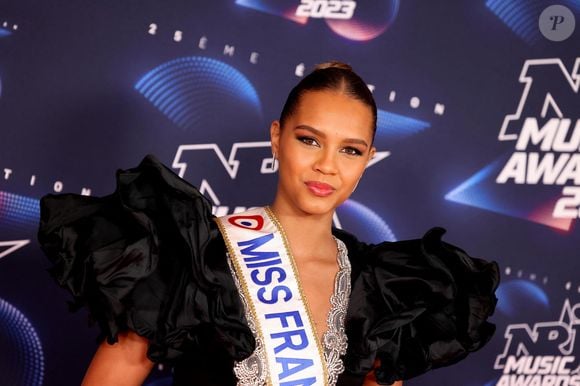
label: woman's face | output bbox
[271,90,376,216]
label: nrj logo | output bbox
[171,142,277,216]
[494,300,580,386]
[445,57,580,231]
[496,58,580,220]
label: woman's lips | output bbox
[305,181,335,197]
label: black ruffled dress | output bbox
[38,155,499,386]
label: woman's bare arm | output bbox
[82,331,154,386]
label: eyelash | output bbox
[297,136,363,156]
[342,147,363,156]
[298,136,319,147]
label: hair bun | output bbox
[314,61,353,72]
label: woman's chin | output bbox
[295,197,342,217]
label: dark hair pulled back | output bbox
[279,61,377,137]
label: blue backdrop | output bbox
[0,1,579,385]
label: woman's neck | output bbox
[268,202,336,260]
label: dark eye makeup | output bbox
[295,135,364,156]
[342,147,363,156]
[297,136,319,146]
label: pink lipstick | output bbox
[305,181,335,197]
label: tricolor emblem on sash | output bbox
[215,207,329,386]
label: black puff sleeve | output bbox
[336,227,499,385]
[38,155,255,363]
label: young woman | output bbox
[39,62,499,386]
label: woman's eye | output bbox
[342,147,363,156]
[298,136,319,146]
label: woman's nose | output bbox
[314,149,338,175]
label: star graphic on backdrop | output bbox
[0,240,30,260]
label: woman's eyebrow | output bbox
[343,137,369,148]
[294,125,325,137]
[294,125,369,148]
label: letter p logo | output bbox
[550,15,566,31]
[539,5,576,41]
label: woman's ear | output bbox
[368,146,376,164]
[270,120,281,155]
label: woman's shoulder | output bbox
[38,154,254,364]
[334,226,500,384]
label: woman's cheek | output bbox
[341,159,365,179]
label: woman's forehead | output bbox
[288,91,374,137]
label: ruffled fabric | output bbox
[335,228,499,385]
[38,154,499,385]
[38,154,255,364]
